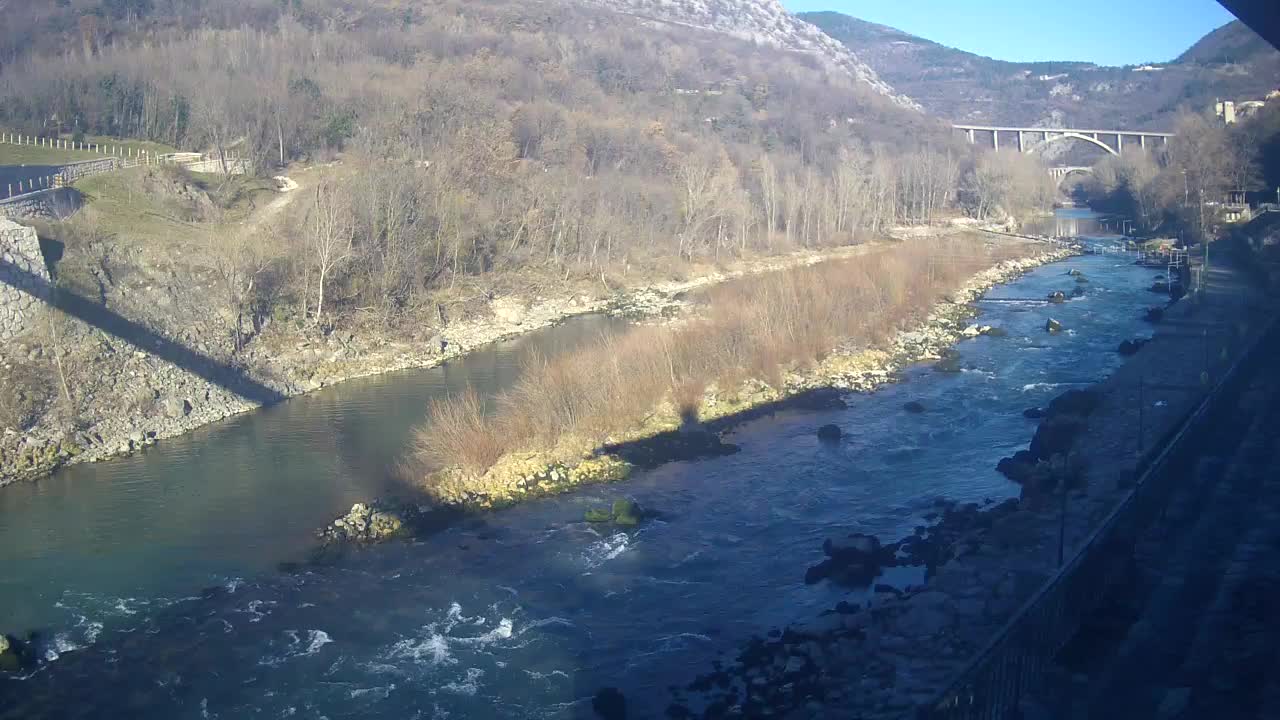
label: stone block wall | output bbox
[0,217,51,341]
[0,188,81,221]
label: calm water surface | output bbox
[1,229,1160,718]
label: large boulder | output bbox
[326,502,409,543]
[1047,389,1101,417]
[806,533,889,587]
[584,498,648,527]
[1047,291,1067,304]
[816,424,842,443]
[1045,318,1063,334]
[162,397,192,419]
[0,634,27,673]
[1029,414,1087,459]
[612,499,641,527]
[997,450,1039,484]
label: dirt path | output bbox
[239,172,303,236]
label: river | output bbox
[0,226,1159,718]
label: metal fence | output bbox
[915,312,1279,720]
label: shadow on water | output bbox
[0,258,284,405]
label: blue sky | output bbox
[781,0,1238,66]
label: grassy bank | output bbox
[413,234,1051,506]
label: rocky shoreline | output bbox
[659,255,1275,719]
[413,246,1077,513]
[0,242,885,488]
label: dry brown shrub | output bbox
[414,387,507,476]
[415,236,1035,477]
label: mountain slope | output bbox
[803,13,1280,130]
[580,0,920,110]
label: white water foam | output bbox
[441,667,485,696]
[524,669,571,681]
[1021,382,1060,392]
[582,532,630,569]
[520,616,574,633]
[386,605,516,668]
[244,599,276,623]
[349,684,395,700]
[259,630,333,667]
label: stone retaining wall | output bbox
[0,188,81,221]
[0,217,51,340]
[59,157,122,183]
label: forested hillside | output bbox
[0,0,992,323]
[805,12,1280,130]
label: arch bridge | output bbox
[952,124,1174,156]
[1048,165,1095,188]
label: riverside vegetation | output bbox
[412,234,1073,508]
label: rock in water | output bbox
[1045,318,1063,334]
[1023,407,1047,419]
[0,635,23,673]
[584,508,612,523]
[1118,338,1149,356]
[592,687,627,720]
[903,401,926,414]
[816,424,842,442]
[983,326,1008,337]
[1047,291,1066,304]
[809,532,886,586]
[1144,306,1164,323]
[934,355,962,373]
[823,533,880,560]
[325,502,409,543]
[611,499,641,527]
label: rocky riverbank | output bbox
[661,256,1275,719]
[411,246,1077,514]
[0,242,886,488]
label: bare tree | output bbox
[304,180,356,325]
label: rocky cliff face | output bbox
[577,0,920,110]
[0,217,50,341]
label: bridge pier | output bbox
[1117,134,1123,155]
[1017,131,1024,153]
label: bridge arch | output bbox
[1051,166,1095,188]
[1027,132,1118,157]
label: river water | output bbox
[1,230,1158,718]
